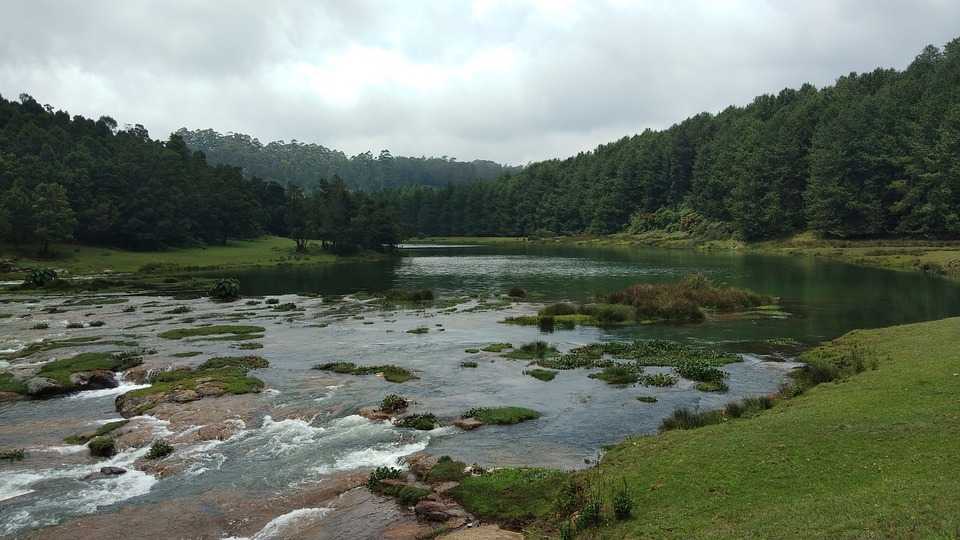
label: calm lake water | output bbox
[2,244,959,537]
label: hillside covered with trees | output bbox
[0,94,401,254]
[176,128,521,192]
[379,39,960,241]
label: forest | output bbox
[0,94,400,254]
[376,39,960,240]
[177,128,521,192]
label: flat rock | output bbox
[414,500,469,522]
[403,452,439,478]
[194,382,227,397]
[454,418,483,431]
[0,391,25,402]
[70,370,118,390]
[359,406,393,421]
[83,466,127,481]
[168,389,200,403]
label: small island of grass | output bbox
[463,406,541,425]
[158,324,265,340]
[313,362,416,383]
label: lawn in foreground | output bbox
[581,317,960,538]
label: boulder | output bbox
[70,370,118,390]
[195,421,242,442]
[83,466,128,481]
[454,418,483,431]
[414,500,469,522]
[403,452,439,478]
[116,392,163,417]
[25,377,66,397]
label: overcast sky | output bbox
[2,1,958,164]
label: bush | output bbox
[366,466,403,489]
[23,268,58,288]
[613,479,633,520]
[380,394,409,413]
[427,456,468,483]
[88,436,116,458]
[576,497,603,530]
[146,439,174,460]
[209,278,241,301]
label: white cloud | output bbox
[1,0,958,164]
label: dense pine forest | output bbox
[177,128,521,192]
[378,39,960,240]
[0,94,400,253]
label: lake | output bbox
[2,244,959,537]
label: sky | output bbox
[2,1,959,165]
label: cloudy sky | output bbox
[2,1,958,164]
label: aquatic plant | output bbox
[463,406,541,425]
[146,439,174,460]
[395,413,438,430]
[209,278,241,301]
[313,362,415,383]
[636,395,658,403]
[640,372,678,387]
[265,298,280,305]
[199,356,269,370]
[606,274,772,322]
[589,365,641,385]
[674,357,728,383]
[406,326,430,334]
[525,368,557,382]
[164,306,191,314]
[158,325,265,340]
[503,341,558,360]
[66,322,84,329]
[464,348,480,353]
[122,306,137,313]
[482,343,512,352]
[380,394,409,413]
[695,380,729,393]
[31,322,49,330]
[460,361,478,368]
[89,320,106,327]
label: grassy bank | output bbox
[454,317,960,538]
[0,236,386,279]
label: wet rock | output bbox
[194,421,243,442]
[414,500,469,522]
[403,452,439,479]
[124,366,150,384]
[454,418,483,431]
[83,466,127,481]
[69,370,118,390]
[0,391,25,402]
[359,406,393,421]
[25,377,66,397]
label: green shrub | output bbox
[88,436,116,458]
[366,466,403,489]
[380,394,409,413]
[613,479,633,520]
[576,497,603,530]
[427,456,468,483]
[209,278,241,301]
[146,439,174,460]
[23,268,58,288]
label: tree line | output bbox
[176,128,521,192]
[0,94,400,254]
[375,39,960,240]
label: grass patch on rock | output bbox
[525,368,557,382]
[313,362,416,383]
[158,325,265,340]
[503,341,558,360]
[38,351,143,386]
[463,406,541,425]
[451,468,572,528]
[482,343,512,353]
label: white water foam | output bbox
[66,372,151,400]
[251,507,332,540]
[311,439,428,475]
[0,445,158,536]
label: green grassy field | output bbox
[0,236,358,277]
[571,317,960,538]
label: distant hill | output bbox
[176,128,521,191]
